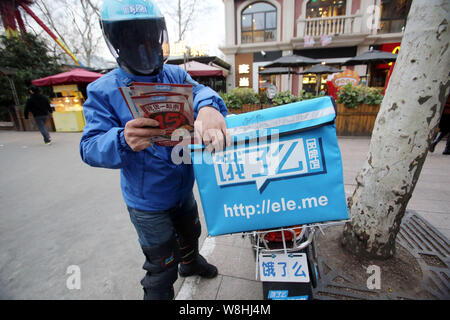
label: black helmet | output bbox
[101,0,170,76]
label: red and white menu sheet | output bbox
[120,83,194,147]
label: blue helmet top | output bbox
[101,0,164,21]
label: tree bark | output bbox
[341,0,450,259]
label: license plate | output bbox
[259,252,310,283]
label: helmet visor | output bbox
[103,17,170,75]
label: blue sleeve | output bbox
[79,84,134,169]
[183,72,228,118]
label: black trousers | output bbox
[127,194,201,300]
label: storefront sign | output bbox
[239,64,250,74]
[377,42,401,69]
[235,53,254,88]
[331,69,360,89]
[239,77,250,87]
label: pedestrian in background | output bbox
[430,95,450,155]
[24,85,53,145]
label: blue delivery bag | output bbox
[191,96,349,236]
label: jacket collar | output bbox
[117,66,164,86]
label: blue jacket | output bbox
[80,65,228,211]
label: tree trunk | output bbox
[178,0,182,41]
[341,0,450,259]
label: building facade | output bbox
[220,0,411,94]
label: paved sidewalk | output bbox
[0,131,448,300]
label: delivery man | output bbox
[80,0,229,300]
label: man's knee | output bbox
[171,202,201,244]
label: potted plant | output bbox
[337,83,384,108]
[231,88,260,113]
[336,83,384,135]
[220,91,243,114]
[272,91,302,106]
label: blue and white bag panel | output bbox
[191,96,349,236]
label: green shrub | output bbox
[220,88,262,109]
[337,83,384,108]
[364,87,384,105]
[220,92,242,109]
[272,91,302,106]
[299,90,318,101]
[231,88,259,105]
[221,87,325,109]
[0,33,61,121]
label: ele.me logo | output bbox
[212,136,326,193]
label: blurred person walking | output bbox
[24,85,53,145]
[429,95,450,155]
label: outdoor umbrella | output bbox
[342,49,397,85]
[343,49,397,66]
[32,68,103,86]
[300,64,342,95]
[300,64,342,75]
[264,55,319,92]
[264,54,320,68]
[259,67,299,75]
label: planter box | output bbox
[228,108,244,115]
[242,104,262,113]
[335,103,380,136]
[228,104,264,115]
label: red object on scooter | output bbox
[263,226,303,243]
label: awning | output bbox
[32,68,103,86]
[264,54,320,68]
[299,64,342,75]
[178,61,226,77]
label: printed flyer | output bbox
[119,83,194,146]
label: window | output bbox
[241,2,277,44]
[379,0,412,34]
[306,0,346,19]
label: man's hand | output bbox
[194,106,231,152]
[124,118,164,152]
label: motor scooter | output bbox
[248,224,321,300]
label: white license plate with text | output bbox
[259,252,310,283]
